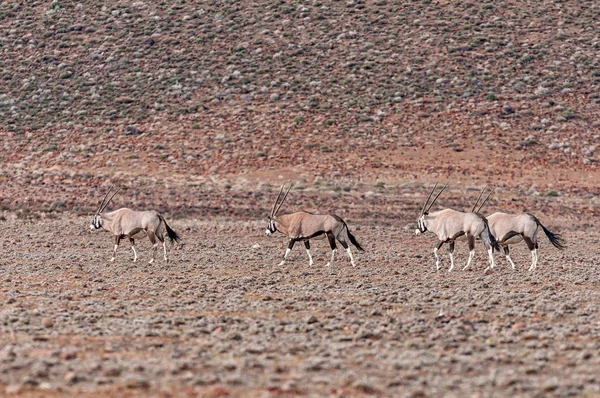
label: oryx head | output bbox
[266,183,292,236]
[415,181,448,235]
[90,186,120,231]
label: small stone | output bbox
[251,244,261,250]
[125,125,143,135]
[64,372,78,384]
[503,105,514,114]
[42,317,54,328]
[512,322,526,330]
[306,315,319,324]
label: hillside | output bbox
[1,0,600,219]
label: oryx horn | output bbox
[421,181,438,215]
[471,185,487,213]
[100,187,120,213]
[270,184,285,217]
[425,181,449,213]
[273,183,293,217]
[96,185,115,214]
[475,186,495,214]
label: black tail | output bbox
[347,229,364,251]
[482,216,501,251]
[539,222,565,250]
[528,214,565,250]
[159,215,181,244]
[331,215,364,251]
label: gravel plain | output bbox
[1,210,598,397]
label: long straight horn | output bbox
[471,185,487,213]
[426,181,449,212]
[421,181,438,215]
[476,186,495,213]
[270,184,285,217]
[96,185,114,214]
[274,183,293,216]
[100,187,120,213]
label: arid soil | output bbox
[1,206,599,397]
[2,0,600,396]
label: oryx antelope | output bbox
[487,212,565,271]
[265,183,364,267]
[415,182,500,272]
[90,187,181,263]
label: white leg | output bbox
[149,243,158,264]
[110,244,118,262]
[487,248,495,269]
[279,248,291,266]
[163,241,168,262]
[131,244,137,262]
[346,247,356,267]
[462,250,475,271]
[506,255,516,270]
[326,249,337,267]
[306,249,314,266]
[434,247,440,270]
[529,249,539,271]
[528,250,535,271]
[448,252,454,272]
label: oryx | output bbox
[487,212,565,271]
[90,187,180,263]
[265,183,364,267]
[415,182,500,272]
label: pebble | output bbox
[41,317,54,328]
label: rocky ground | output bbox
[1,213,599,397]
[2,0,600,396]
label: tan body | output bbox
[267,211,364,267]
[487,212,565,271]
[91,207,180,264]
[416,209,499,271]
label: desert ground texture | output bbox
[2,0,600,397]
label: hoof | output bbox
[278,261,285,266]
[308,262,314,267]
[325,262,331,267]
[149,259,154,264]
[110,258,115,262]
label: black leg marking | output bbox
[467,234,475,251]
[502,245,510,256]
[288,239,297,250]
[499,231,520,244]
[327,233,337,250]
[304,241,310,250]
[449,241,455,254]
[523,236,535,251]
[436,241,445,250]
[451,231,465,240]
[339,239,349,249]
